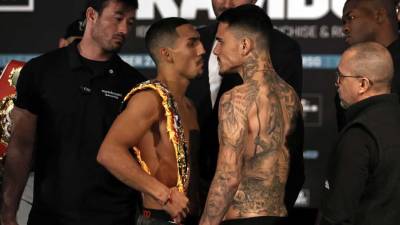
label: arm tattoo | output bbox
[202,162,240,219]
[201,90,253,224]
[218,87,256,149]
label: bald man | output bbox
[320,42,400,225]
[336,0,400,130]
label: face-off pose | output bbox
[200,5,303,225]
[97,17,205,225]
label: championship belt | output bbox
[123,80,190,193]
[0,60,25,159]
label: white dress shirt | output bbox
[208,41,222,108]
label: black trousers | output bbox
[136,208,199,225]
[136,208,174,225]
[221,216,289,225]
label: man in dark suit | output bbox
[186,0,304,216]
[321,42,400,225]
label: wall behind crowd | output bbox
[0,0,348,208]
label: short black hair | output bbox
[345,0,397,23]
[145,17,190,63]
[86,0,138,14]
[63,19,85,38]
[217,4,272,50]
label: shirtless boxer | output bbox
[97,17,205,224]
[200,5,303,225]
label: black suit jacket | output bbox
[186,22,305,213]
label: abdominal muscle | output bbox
[136,121,179,210]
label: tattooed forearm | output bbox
[200,162,241,225]
[200,91,249,225]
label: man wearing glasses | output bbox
[319,42,400,225]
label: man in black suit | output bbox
[186,0,304,216]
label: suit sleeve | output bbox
[270,33,303,98]
[286,42,303,98]
[284,112,305,214]
[320,126,376,225]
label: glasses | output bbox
[335,69,373,86]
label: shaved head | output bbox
[344,0,397,24]
[342,0,398,45]
[345,0,395,11]
[344,42,394,92]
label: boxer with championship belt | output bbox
[97,17,205,225]
[0,60,25,159]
